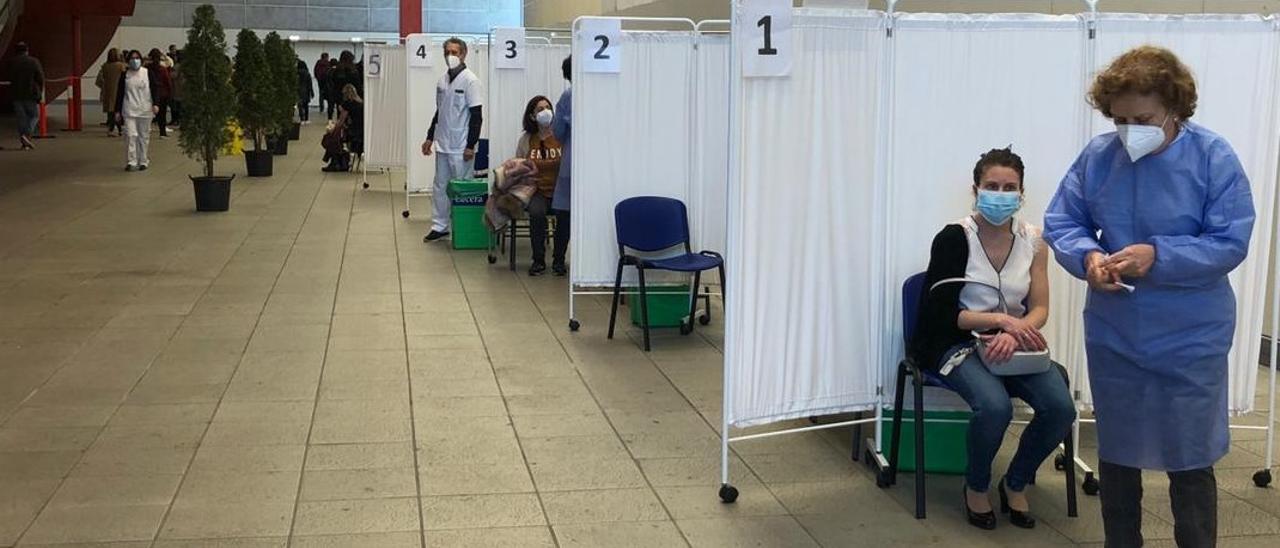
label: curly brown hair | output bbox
[1088,45,1197,120]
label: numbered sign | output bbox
[737,0,791,78]
[578,18,621,74]
[366,48,382,78]
[406,34,432,68]
[493,27,527,70]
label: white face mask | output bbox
[1116,115,1170,162]
[445,55,461,69]
[535,109,553,127]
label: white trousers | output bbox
[124,116,152,167]
[432,152,475,232]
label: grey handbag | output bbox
[929,277,1052,377]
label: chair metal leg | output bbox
[637,267,651,351]
[607,260,624,339]
[508,220,517,272]
[1064,425,1079,518]
[913,369,926,519]
[685,271,702,335]
[852,422,862,461]
[888,362,907,484]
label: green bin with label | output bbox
[447,178,489,250]
[629,285,692,328]
[879,409,971,474]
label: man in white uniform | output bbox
[421,37,484,242]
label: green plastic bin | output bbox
[447,179,489,250]
[629,285,691,328]
[879,409,971,474]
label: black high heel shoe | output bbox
[963,484,997,530]
[998,478,1037,529]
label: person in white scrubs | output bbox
[420,37,485,242]
[114,49,159,171]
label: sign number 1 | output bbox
[757,16,777,55]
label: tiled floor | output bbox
[1,114,1279,547]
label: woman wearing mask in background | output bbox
[145,48,173,139]
[95,48,126,137]
[114,50,159,171]
[1044,46,1255,548]
[915,147,1076,531]
[515,95,564,276]
[297,59,314,125]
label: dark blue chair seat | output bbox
[882,272,1078,520]
[642,252,722,272]
[609,197,726,351]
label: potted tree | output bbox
[179,4,236,212]
[263,32,295,154]
[233,29,274,176]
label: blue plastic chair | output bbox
[881,273,1078,520]
[608,197,725,351]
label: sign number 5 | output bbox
[738,0,790,77]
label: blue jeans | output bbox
[13,100,39,137]
[943,348,1076,493]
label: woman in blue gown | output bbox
[1044,46,1255,548]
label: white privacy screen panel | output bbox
[1083,15,1280,415]
[365,44,407,169]
[488,43,571,168]
[887,14,1091,410]
[571,31,697,287]
[725,10,887,427]
[692,33,731,258]
[406,39,490,196]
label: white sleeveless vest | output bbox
[957,215,1039,318]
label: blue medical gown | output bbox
[1043,122,1255,471]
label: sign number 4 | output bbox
[406,35,432,68]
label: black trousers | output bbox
[154,101,169,136]
[1100,461,1217,548]
[327,99,336,120]
[169,100,181,125]
[527,194,569,266]
[298,100,310,122]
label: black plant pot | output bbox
[270,135,289,155]
[190,175,233,212]
[288,122,301,141]
[244,150,273,177]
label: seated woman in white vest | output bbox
[912,147,1076,531]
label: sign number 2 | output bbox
[757,16,777,55]
[593,36,610,60]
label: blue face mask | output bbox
[129,58,142,70]
[975,190,1021,226]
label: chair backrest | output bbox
[901,272,928,347]
[614,196,691,253]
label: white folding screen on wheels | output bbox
[1075,14,1280,415]
[404,36,490,199]
[725,11,888,426]
[885,14,1091,412]
[487,42,571,169]
[364,44,407,169]
[571,30,698,287]
[692,32,731,259]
